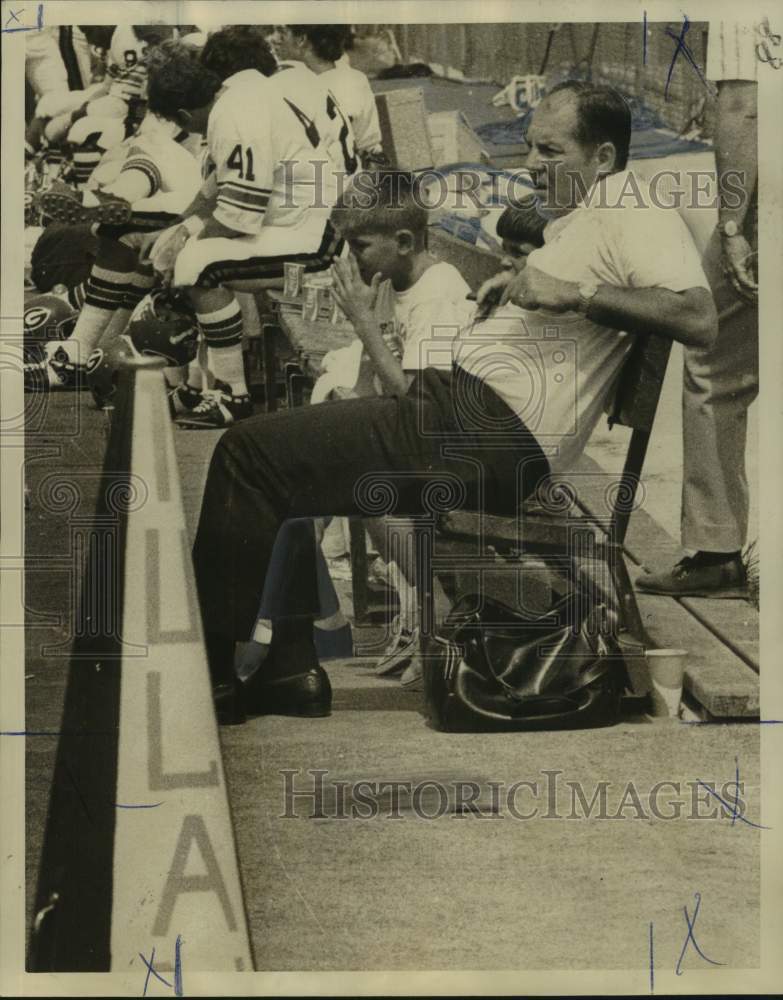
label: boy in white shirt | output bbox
[238,170,472,686]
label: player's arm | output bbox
[354,76,383,158]
[101,144,160,203]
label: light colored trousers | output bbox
[681,227,758,552]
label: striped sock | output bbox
[197,300,248,395]
[63,265,132,362]
[123,269,156,312]
[67,282,86,310]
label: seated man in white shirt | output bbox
[192,84,717,726]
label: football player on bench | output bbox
[24,44,222,394]
[149,25,359,429]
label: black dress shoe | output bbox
[213,681,247,726]
[242,665,332,718]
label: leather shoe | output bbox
[213,680,247,726]
[635,553,746,598]
[242,665,332,718]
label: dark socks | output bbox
[265,616,318,679]
[204,631,236,687]
[691,550,741,566]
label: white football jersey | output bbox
[208,66,352,236]
[275,61,359,178]
[319,63,382,157]
[88,114,203,214]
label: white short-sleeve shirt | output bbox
[455,169,711,472]
[388,260,473,372]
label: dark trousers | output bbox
[193,367,550,642]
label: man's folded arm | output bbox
[585,284,717,348]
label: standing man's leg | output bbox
[637,228,758,596]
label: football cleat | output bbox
[174,380,253,429]
[23,294,78,361]
[167,381,204,418]
[36,181,132,226]
[127,289,200,367]
[24,345,87,392]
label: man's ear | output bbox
[177,109,194,128]
[595,141,617,176]
[395,229,416,255]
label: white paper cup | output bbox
[302,282,320,321]
[283,262,305,299]
[645,648,687,718]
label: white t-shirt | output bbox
[385,259,473,372]
[455,169,711,473]
[319,63,382,157]
[207,67,345,237]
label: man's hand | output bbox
[475,270,513,318]
[147,224,190,282]
[330,255,381,326]
[721,234,758,304]
[499,263,579,312]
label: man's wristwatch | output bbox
[577,279,600,316]
[717,219,741,238]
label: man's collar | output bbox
[542,169,635,241]
[222,68,265,89]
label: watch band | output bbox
[577,280,599,315]
[717,219,740,238]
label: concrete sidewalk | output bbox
[220,662,760,972]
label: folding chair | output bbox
[414,330,673,695]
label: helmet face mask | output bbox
[127,289,199,367]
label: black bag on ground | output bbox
[423,590,629,733]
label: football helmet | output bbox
[127,289,199,366]
[84,335,141,408]
[23,294,77,361]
